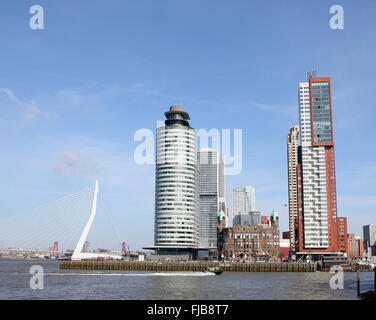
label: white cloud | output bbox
[1,88,18,101]
[239,101,296,117]
[54,152,99,175]
[1,87,46,121]
[24,100,40,121]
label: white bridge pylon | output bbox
[71,180,122,261]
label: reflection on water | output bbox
[0,259,373,300]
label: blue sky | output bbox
[0,0,375,250]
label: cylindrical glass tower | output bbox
[155,106,199,248]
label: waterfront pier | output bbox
[60,261,316,272]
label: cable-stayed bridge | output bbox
[0,181,124,260]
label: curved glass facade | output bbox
[154,107,199,247]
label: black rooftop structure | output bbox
[164,106,191,127]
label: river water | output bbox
[0,259,374,300]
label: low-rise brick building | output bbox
[347,234,364,259]
[218,224,281,261]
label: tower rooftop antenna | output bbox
[307,70,317,81]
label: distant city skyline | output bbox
[232,185,256,218]
[0,1,376,250]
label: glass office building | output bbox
[154,106,200,248]
[197,149,225,248]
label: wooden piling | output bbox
[356,270,360,296]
